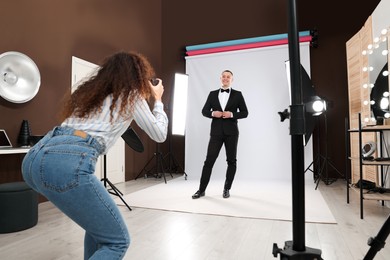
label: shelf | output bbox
[349,157,390,165]
[364,193,390,200]
[0,147,30,154]
[349,185,390,201]
[363,125,390,130]
[362,160,390,165]
[349,125,390,132]
[346,113,390,219]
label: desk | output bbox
[0,148,30,183]
[0,147,30,155]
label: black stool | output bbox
[0,182,38,233]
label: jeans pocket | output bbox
[40,149,88,192]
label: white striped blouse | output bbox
[61,94,168,154]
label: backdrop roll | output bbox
[184,42,313,182]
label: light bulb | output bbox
[381,28,388,35]
[383,71,389,77]
[382,50,389,56]
[370,100,376,105]
[370,83,375,88]
[364,100,369,105]
[3,72,18,85]
[385,113,390,118]
[363,67,368,72]
[380,97,389,109]
[312,100,325,113]
[362,50,367,55]
[383,91,390,97]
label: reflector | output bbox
[0,51,41,103]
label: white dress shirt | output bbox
[219,87,231,111]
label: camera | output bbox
[150,78,159,86]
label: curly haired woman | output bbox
[22,51,168,259]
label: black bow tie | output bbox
[221,88,230,93]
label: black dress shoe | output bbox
[192,190,205,199]
[223,189,230,198]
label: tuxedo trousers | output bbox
[199,134,239,192]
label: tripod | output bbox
[164,152,187,180]
[364,214,390,260]
[135,143,172,183]
[101,155,132,211]
[304,112,344,189]
[163,129,187,180]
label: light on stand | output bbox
[306,96,326,116]
[172,73,189,135]
[138,73,189,182]
[282,60,323,145]
[273,2,323,256]
[163,73,189,180]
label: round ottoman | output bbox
[0,182,38,233]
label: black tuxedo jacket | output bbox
[202,88,248,136]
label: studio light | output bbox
[160,72,189,180]
[306,96,327,116]
[0,51,41,103]
[282,60,326,145]
[171,73,189,136]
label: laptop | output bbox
[0,129,13,148]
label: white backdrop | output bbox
[184,43,313,182]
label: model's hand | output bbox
[222,111,232,118]
[213,111,223,118]
[150,79,164,101]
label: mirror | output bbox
[366,27,390,124]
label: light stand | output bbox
[163,72,189,180]
[364,214,390,260]
[101,155,132,211]
[304,112,344,189]
[101,127,145,211]
[314,112,344,188]
[272,0,322,258]
[163,130,187,180]
[135,143,171,183]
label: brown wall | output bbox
[0,0,162,183]
[0,0,382,185]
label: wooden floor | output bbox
[1,176,390,260]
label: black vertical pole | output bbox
[287,0,306,251]
[272,0,323,258]
[364,215,390,260]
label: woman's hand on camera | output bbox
[150,78,164,101]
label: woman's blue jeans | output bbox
[22,126,130,259]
